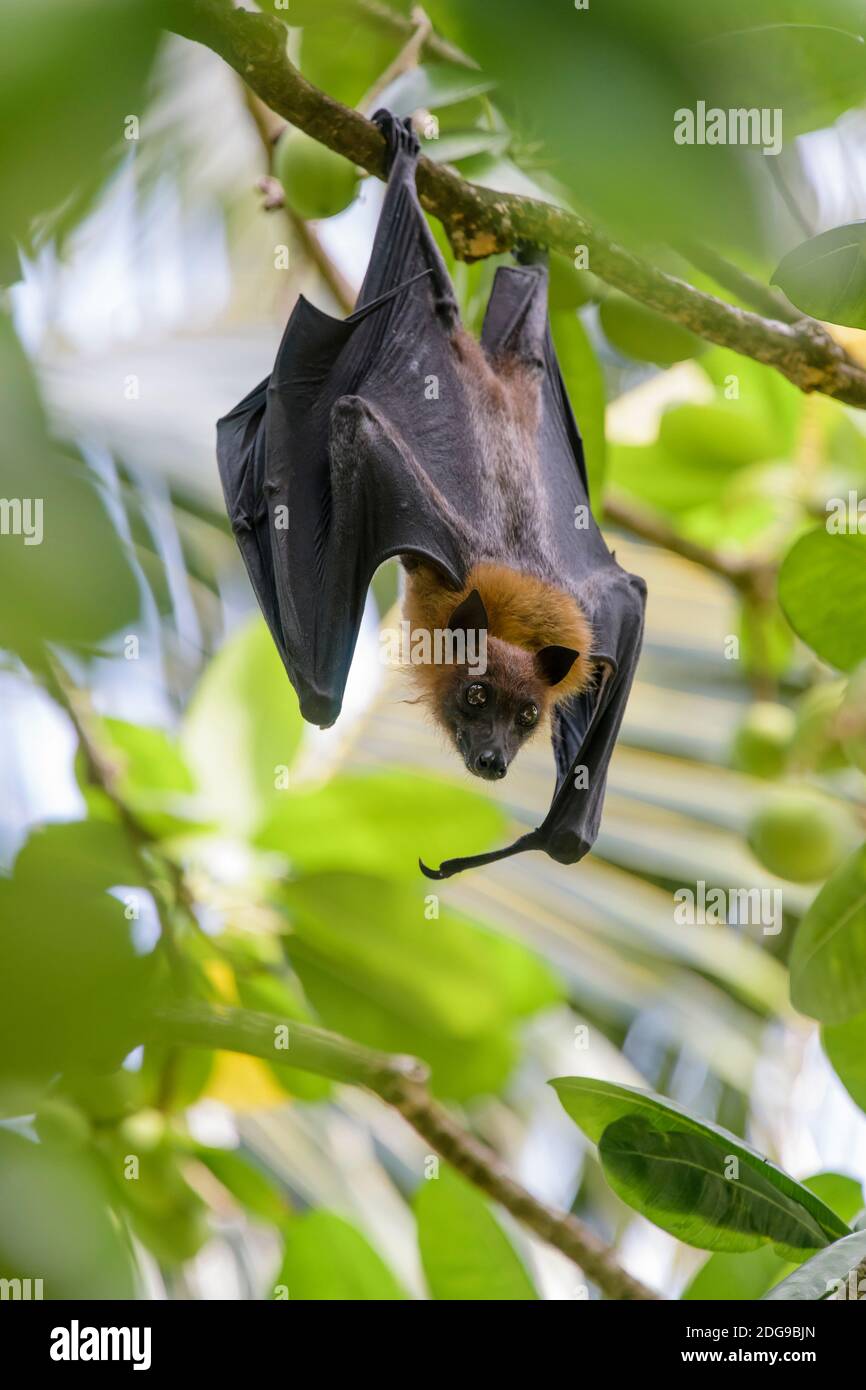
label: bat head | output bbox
[431,592,579,782]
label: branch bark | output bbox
[149,1000,659,1300]
[173,0,866,410]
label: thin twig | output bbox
[604,491,775,600]
[357,5,432,116]
[150,1000,660,1300]
[676,240,800,324]
[172,0,866,410]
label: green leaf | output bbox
[181,616,304,836]
[0,821,163,1084]
[281,873,562,1100]
[550,309,606,500]
[255,769,505,879]
[600,294,704,367]
[0,0,162,239]
[763,1229,866,1301]
[683,1246,790,1301]
[0,1130,136,1298]
[778,528,866,671]
[823,1010,866,1111]
[0,318,140,659]
[771,223,866,328]
[273,1210,406,1300]
[789,845,866,1023]
[551,1077,848,1259]
[87,719,213,840]
[683,1170,866,1299]
[374,61,496,116]
[416,1166,537,1299]
[658,402,781,472]
[193,1146,288,1225]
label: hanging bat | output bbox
[216,111,646,879]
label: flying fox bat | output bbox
[217,111,646,879]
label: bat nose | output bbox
[476,750,507,780]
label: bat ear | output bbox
[446,588,488,634]
[535,645,579,687]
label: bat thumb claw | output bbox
[418,858,446,881]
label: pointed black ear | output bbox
[535,645,579,687]
[446,588,488,634]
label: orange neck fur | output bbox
[403,561,594,704]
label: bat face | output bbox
[435,637,572,781]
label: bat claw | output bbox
[418,857,445,880]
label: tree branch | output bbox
[172,0,866,410]
[148,1000,659,1300]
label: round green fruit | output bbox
[747,788,858,883]
[599,292,704,366]
[34,1098,91,1150]
[275,127,359,221]
[730,702,795,779]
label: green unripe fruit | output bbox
[747,788,859,883]
[599,292,704,366]
[730,702,795,779]
[34,1098,91,1150]
[118,1107,167,1154]
[275,127,359,221]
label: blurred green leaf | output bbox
[273,1210,406,1300]
[552,1078,848,1258]
[86,718,214,840]
[0,1130,136,1298]
[194,1145,289,1225]
[295,2,405,107]
[281,872,562,1100]
[0,318,140,659]
[683,1245,790,1301]
[551,309,606,500]
[182,616,304,836]
[416,1166,537,1299]
[255,769,505,879]
[0,821,163,1083]
[600,294,704,367]
[659,402,781,471]
[0,0,163,239]
[772,223,866,328]
[790,845,866,1023]
[374,61,495,115]
[779,529,866,671]
[763,1229,866,1300]
[823,1010,866,1110]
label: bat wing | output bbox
[217,112,479,727]
[422,263,647,878]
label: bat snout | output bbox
[473,748,507,781]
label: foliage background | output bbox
[2,0,866,1300]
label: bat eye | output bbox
[517,702,538,729]
[465,683,488,707]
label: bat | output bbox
[216,111,646,879]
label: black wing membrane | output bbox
[217,110,646,877]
